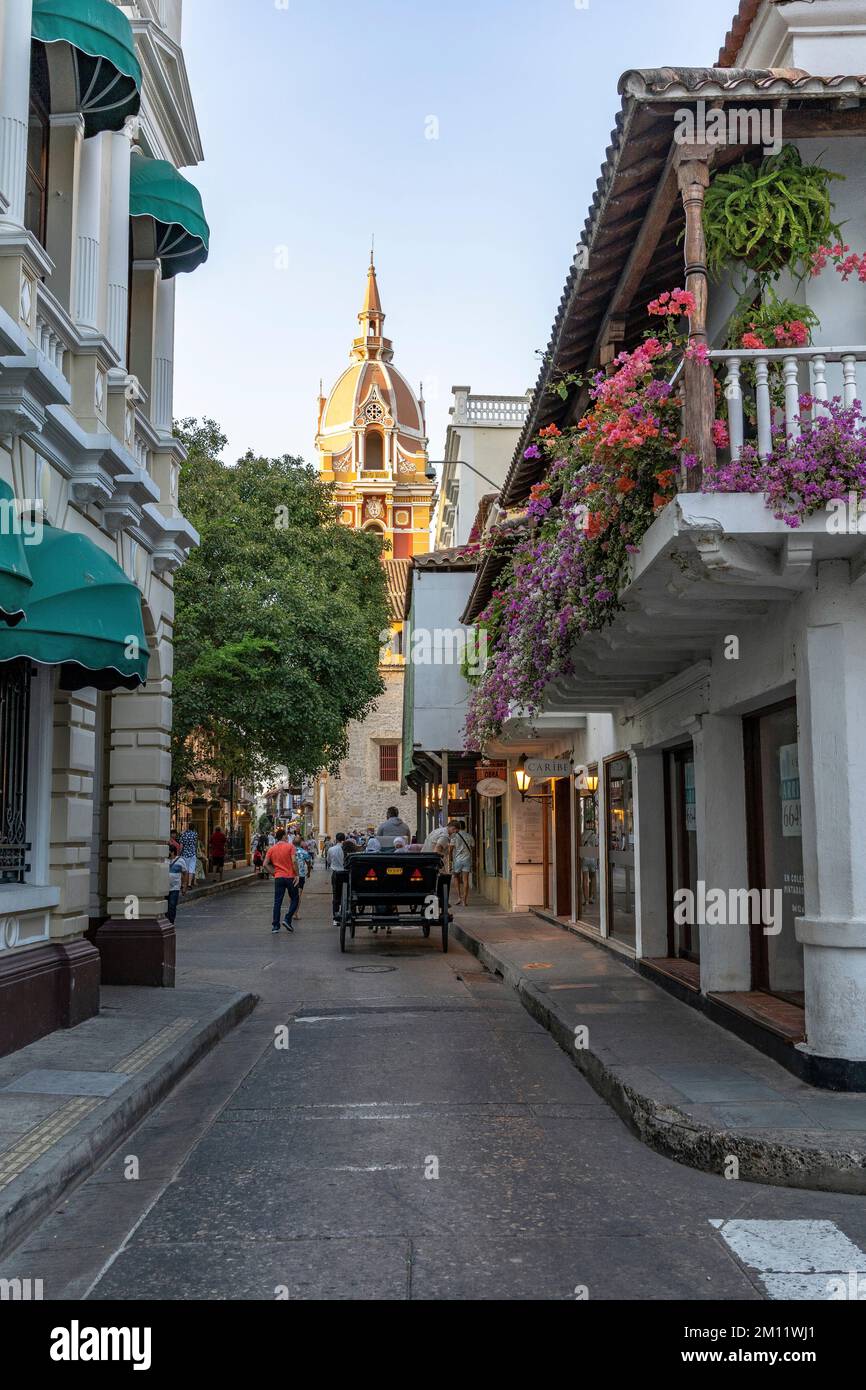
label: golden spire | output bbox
[363,259,383,316]
[353,249,392,363]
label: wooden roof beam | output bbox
[587,139,680,370]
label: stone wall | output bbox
[319,666,417,838]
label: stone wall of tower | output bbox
[321,667,417,837]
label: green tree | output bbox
[171,419,389,790]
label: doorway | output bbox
[744,700,805,1004]
[605,754,636,947]
[553,776,572,919]
[665,744,699,961]
[577,771,601,931]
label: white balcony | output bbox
[711,347,866,461]
[450,390,531,429]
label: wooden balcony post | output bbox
[676,146,717,488]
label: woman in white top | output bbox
[449,821,475,908]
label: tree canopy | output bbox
[171,420,389,791]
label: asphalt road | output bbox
[11,871,866,1301]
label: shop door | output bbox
[577,777,601,931]
[744,701,805,1003]
[554,777,572,918]
[665,745,699,960]
[606,755,636,947]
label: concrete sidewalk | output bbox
[0,982,256,1256]
[453,902,866,1194]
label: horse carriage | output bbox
[334,853,452,953]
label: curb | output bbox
[452,921,866,1196]
[182,872,258,904]
[0,989,258,1258]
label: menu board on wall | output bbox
[779,743,802,838]
[684,760,696,832]
[511,795,545,865]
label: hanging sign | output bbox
[779,743,802,838]
[525,757,572,780]
[477,778,507,798]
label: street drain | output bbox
[346,965,397,974]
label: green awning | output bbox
[0,527,149,691]
[130,155,210,278]
[32,0,142,138]
[0,482,33,627]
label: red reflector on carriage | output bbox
[364,869,378,881]
[410,869,424,881]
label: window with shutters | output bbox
[379,744,399,783]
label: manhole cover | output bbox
[346,965,397,974]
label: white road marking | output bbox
[294,1016,357,1024]
[711,1219,866,1300]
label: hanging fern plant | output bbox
[703,144,844,281]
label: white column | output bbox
[0,0,33,226]
[105,123,133,362]
[74,133,105,330]
[796,562,866,1059]
[152,275,175,432]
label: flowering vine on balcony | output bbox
[464,293,708,749]
[703,396,866,529]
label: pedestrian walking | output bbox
[264,829,300,934]
[326,832,346,926]
[167,850,185,924]
[449,820,475,907]
[209,825,227,882]
[179,825,198,893]
[292,835,313,920]
[422,824,450,859]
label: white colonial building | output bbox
[458,0,866,1087]
[0,0,206,1053]
[435,386,531,550]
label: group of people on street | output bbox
[325,807,475,927]
[165,824,234,924]
[164,807,475,938]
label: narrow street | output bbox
[7,874,866,1303]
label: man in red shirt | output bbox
[264,829,299,934]
[209,826,227,882]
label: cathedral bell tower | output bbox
[316,257,435,562]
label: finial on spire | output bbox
[371,233,375,267]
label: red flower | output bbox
[539,424,562,438]
[615,475,637,494]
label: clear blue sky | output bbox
[174,0,726,466]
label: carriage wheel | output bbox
[339,882,350,953]
[439,881,450,953]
